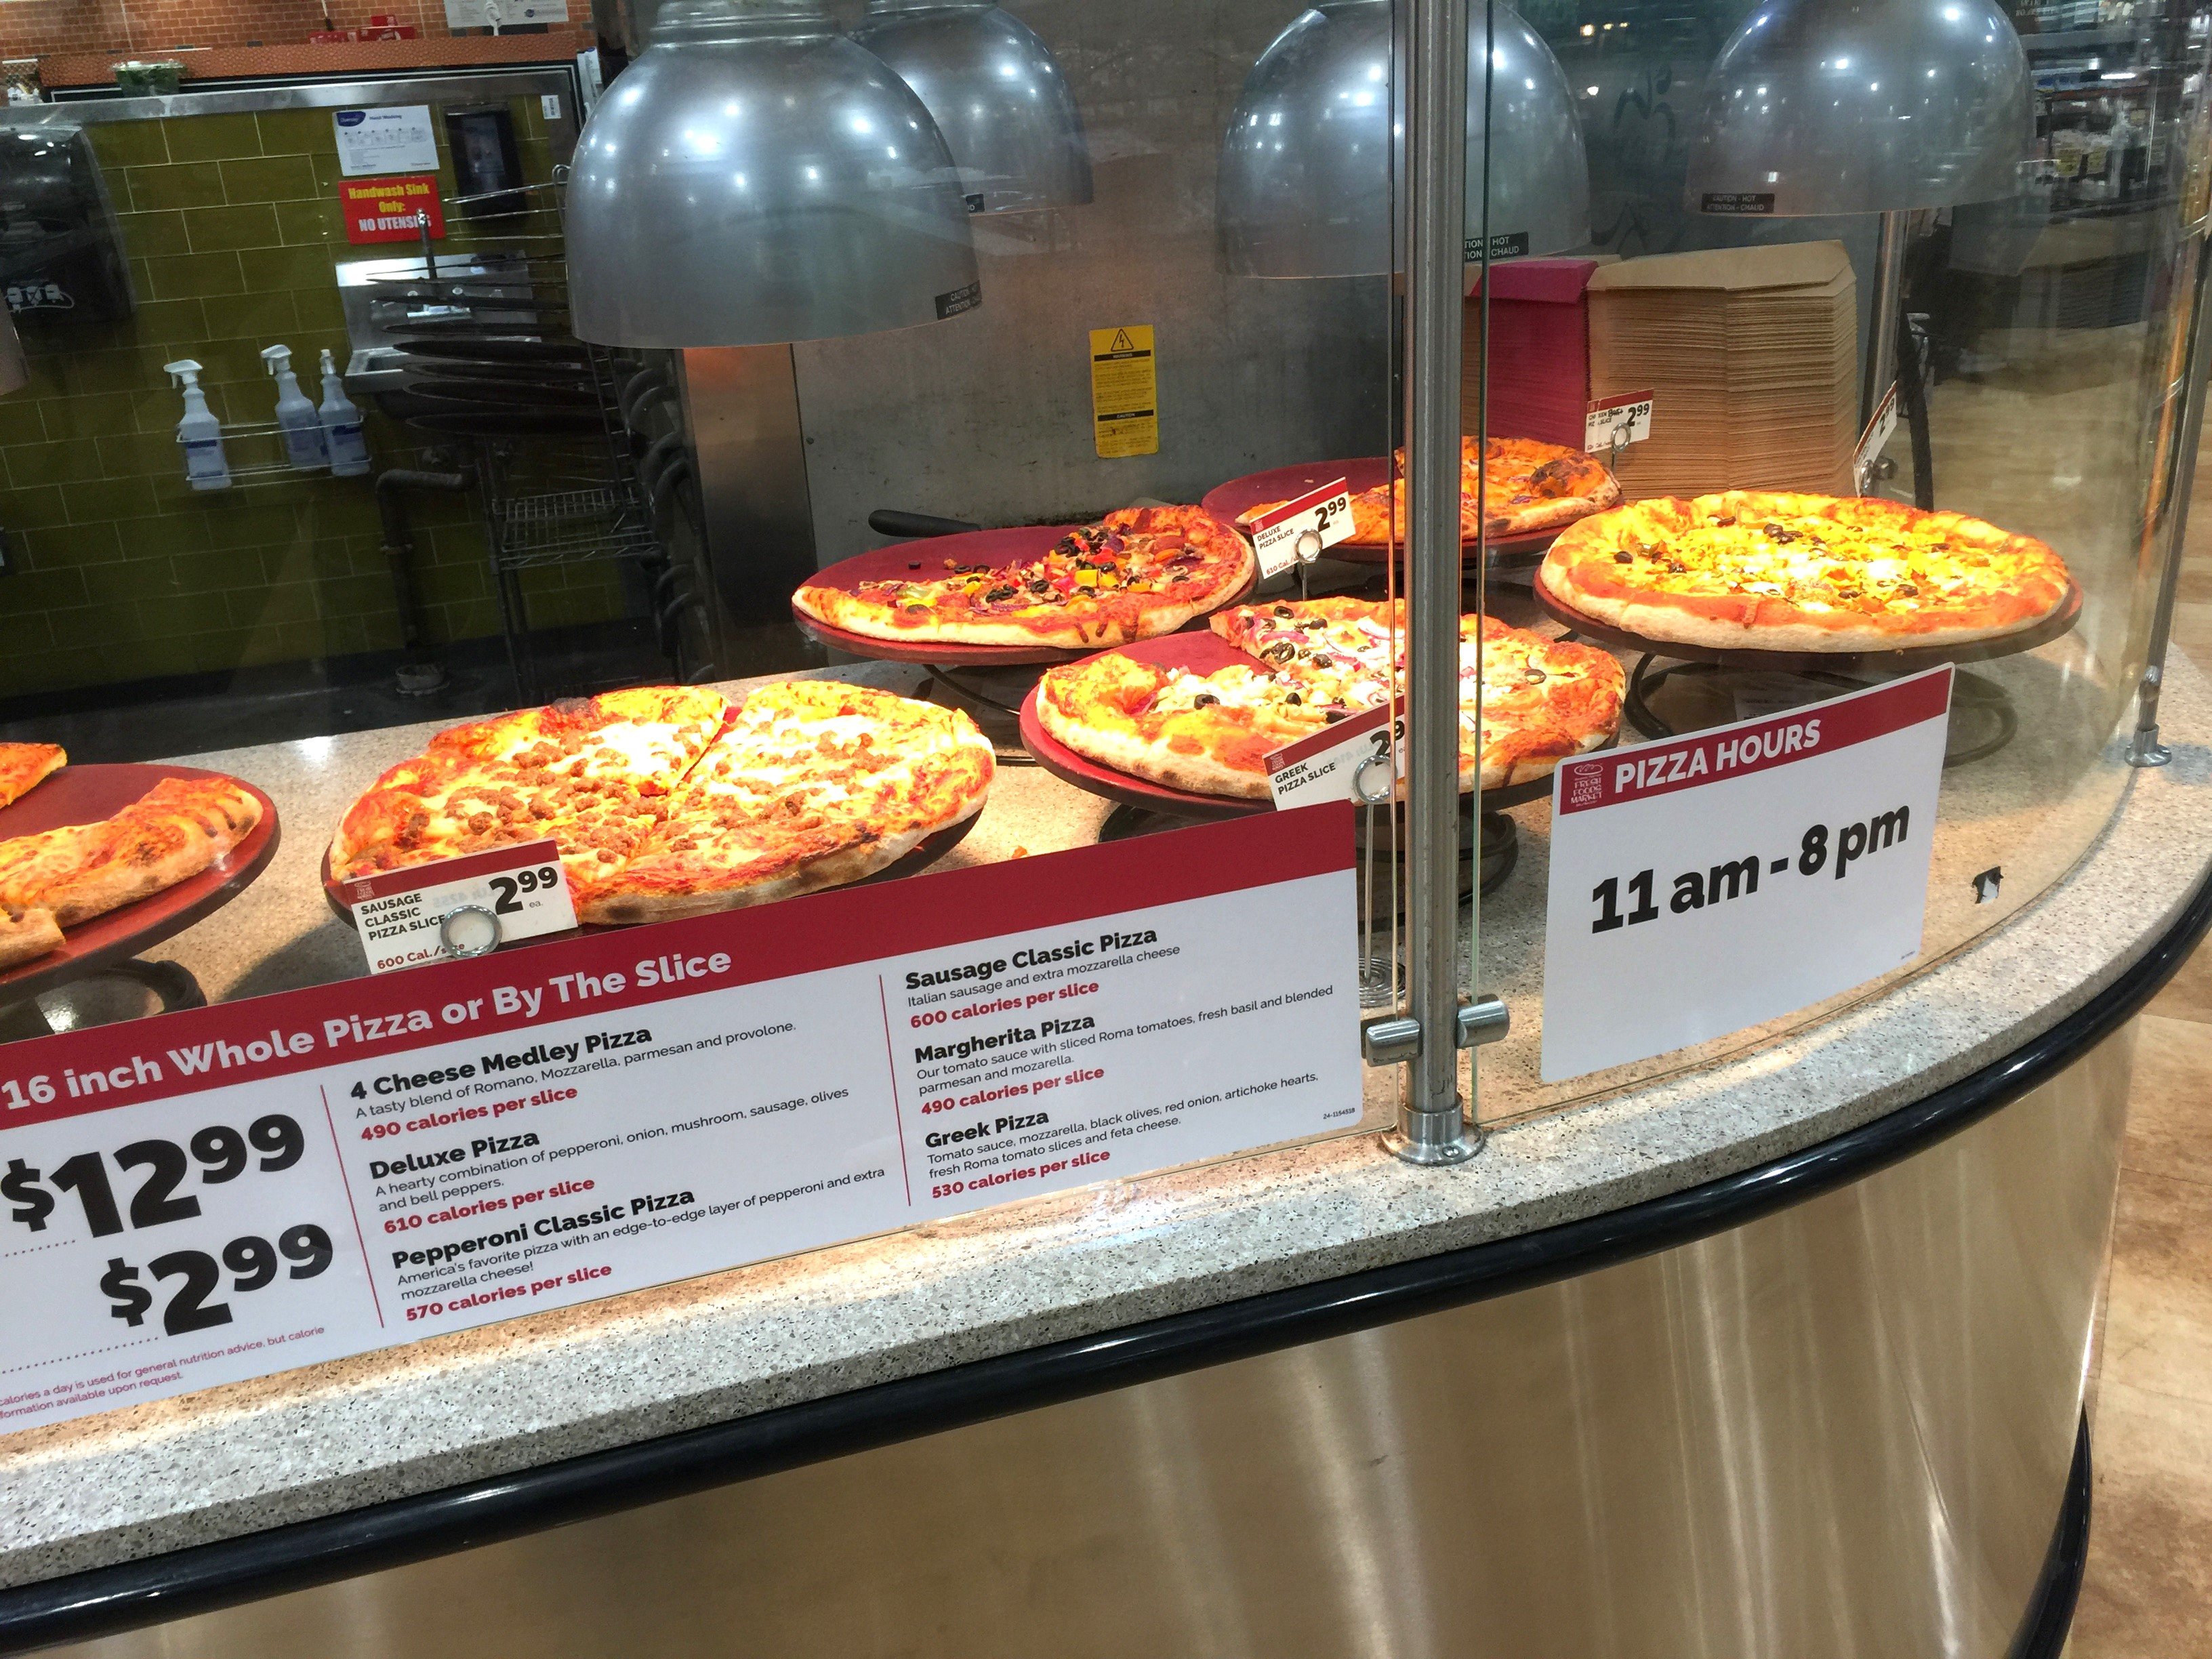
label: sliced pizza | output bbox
[0,743,65,809]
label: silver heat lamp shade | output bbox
[853,0,1092,213]
[1217,0,1590,279]
[567,0,981,348]
[1685,0,2032,215]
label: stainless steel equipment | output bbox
[565,0,983,348]
[853,0,1093,215]
[1216,0,1590,279]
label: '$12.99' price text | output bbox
[2,1114,305,1237]
[1590,806,1912,933]
[100,1225,335,1335]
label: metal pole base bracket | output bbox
[2128,728,2173,769]
[1365,997,1509,1167]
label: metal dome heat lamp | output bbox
[566,0,982,348]
[1216,0,1590,279]
[1685,0,2033,478]
[853,0,1092,214]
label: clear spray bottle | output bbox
[165,359,230,491]
[317,348,371,476]
[262,343,329,470]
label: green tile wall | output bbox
[0,100,623,699]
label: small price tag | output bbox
[342,840,576,974]
[1248,478,1354,579]
[1584,390,1654,453]
[1265,704,1395,808]
[1854,382,1900,493]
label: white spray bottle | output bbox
[165,360,230,491]
[262,343,329,470]
[316,348,371,477]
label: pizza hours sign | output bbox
[0,810,1359,1435]
[1540,670,1950,1080]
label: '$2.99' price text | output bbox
[1589,806,1912,933]
[100,1226,335,1335]
[2,1114,305,1237]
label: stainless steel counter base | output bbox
[56,1029,2132,1659]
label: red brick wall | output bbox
[5,0,456,60]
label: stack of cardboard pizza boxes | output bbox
[1583,241,1860,501]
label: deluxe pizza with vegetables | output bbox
[792,504,1254,649]
[331,682,994,924]
[1540,491,2074,653]
[1034,597,1624,798]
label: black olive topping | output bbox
[1192,693,1219,707]
[1273,604,1293,617]
[985,586,1016,602]
[1284,692,1302,705]
[1525,668,1547,683]
[1264,643,1297,663]
[1613,552,1633,565]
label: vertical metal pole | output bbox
[1861,208,1907,434]
[2131,233,2212,766]
[1385,0,1475,1164]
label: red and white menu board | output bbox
[1541,670,1951,1080]
[0,808,1359,1435]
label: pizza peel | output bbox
[1017,634,1598,819]
[0,764,281,1005]
[792,519,1258,668]
[1202,457,1568,568]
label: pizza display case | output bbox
[5,0,2212,1655]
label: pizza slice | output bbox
[0,777,262,932]
[0,743,65,810]
[0,907,63,971]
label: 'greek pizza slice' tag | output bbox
[1265,703,1395,809]
[343,838,577,975]
[1248,478,1354,579]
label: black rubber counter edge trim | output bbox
[7,867,2202,1653]
[2007,1414,2093,1659]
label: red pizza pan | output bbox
[1201,458,1565,567]
[316,813,981,937]
[1535,579,2085,672]
[0,764,281,1004]
[792,520,1257,666]
[1020,633,1618,820]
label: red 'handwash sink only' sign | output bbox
[0,808,1359,1436]
[1541,668,1952,1080]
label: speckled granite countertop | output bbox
[2,652,2209,1591]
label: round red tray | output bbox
[1017,635,1593,819]
[0,764,280,1004]
[792,521,1256,666]
[1535,579,2086,672]
[318,812,980,935]
[1201,458,1563,566]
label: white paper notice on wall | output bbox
[1539,669,1951,1081]
[0,807,1360,1435]
[445,0,571,27]
[335,106,440,178]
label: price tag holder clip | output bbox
[342,839,576,974]
[1247,477,1354,580]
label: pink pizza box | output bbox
[1464,258,1599,451]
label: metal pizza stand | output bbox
[1201,457,1571,572]
[1016,632,1572,901]
[1535,578,2086,766]
[0,764,281,1041]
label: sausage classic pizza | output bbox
[1240,436,1621,548]
[1540,491,2074,653]
[0,773,264,970]
[1033,597,1624,798]
[332,682,994,924]
[792,506,1254,649]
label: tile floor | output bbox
[2069,436,2212,1655]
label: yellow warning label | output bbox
[1089,325,1158,459]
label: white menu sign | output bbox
[0,808,1359,1435]
[1541,670,1950,1080]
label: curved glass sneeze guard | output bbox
[1469,0,2212,1122]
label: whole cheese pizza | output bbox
[1240,436,1620,548]
[1033,597,1624,798]
[792,505,1254,650]
[0,774,263,970]
[332,681,994,924]
[1541,491,2074,653]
